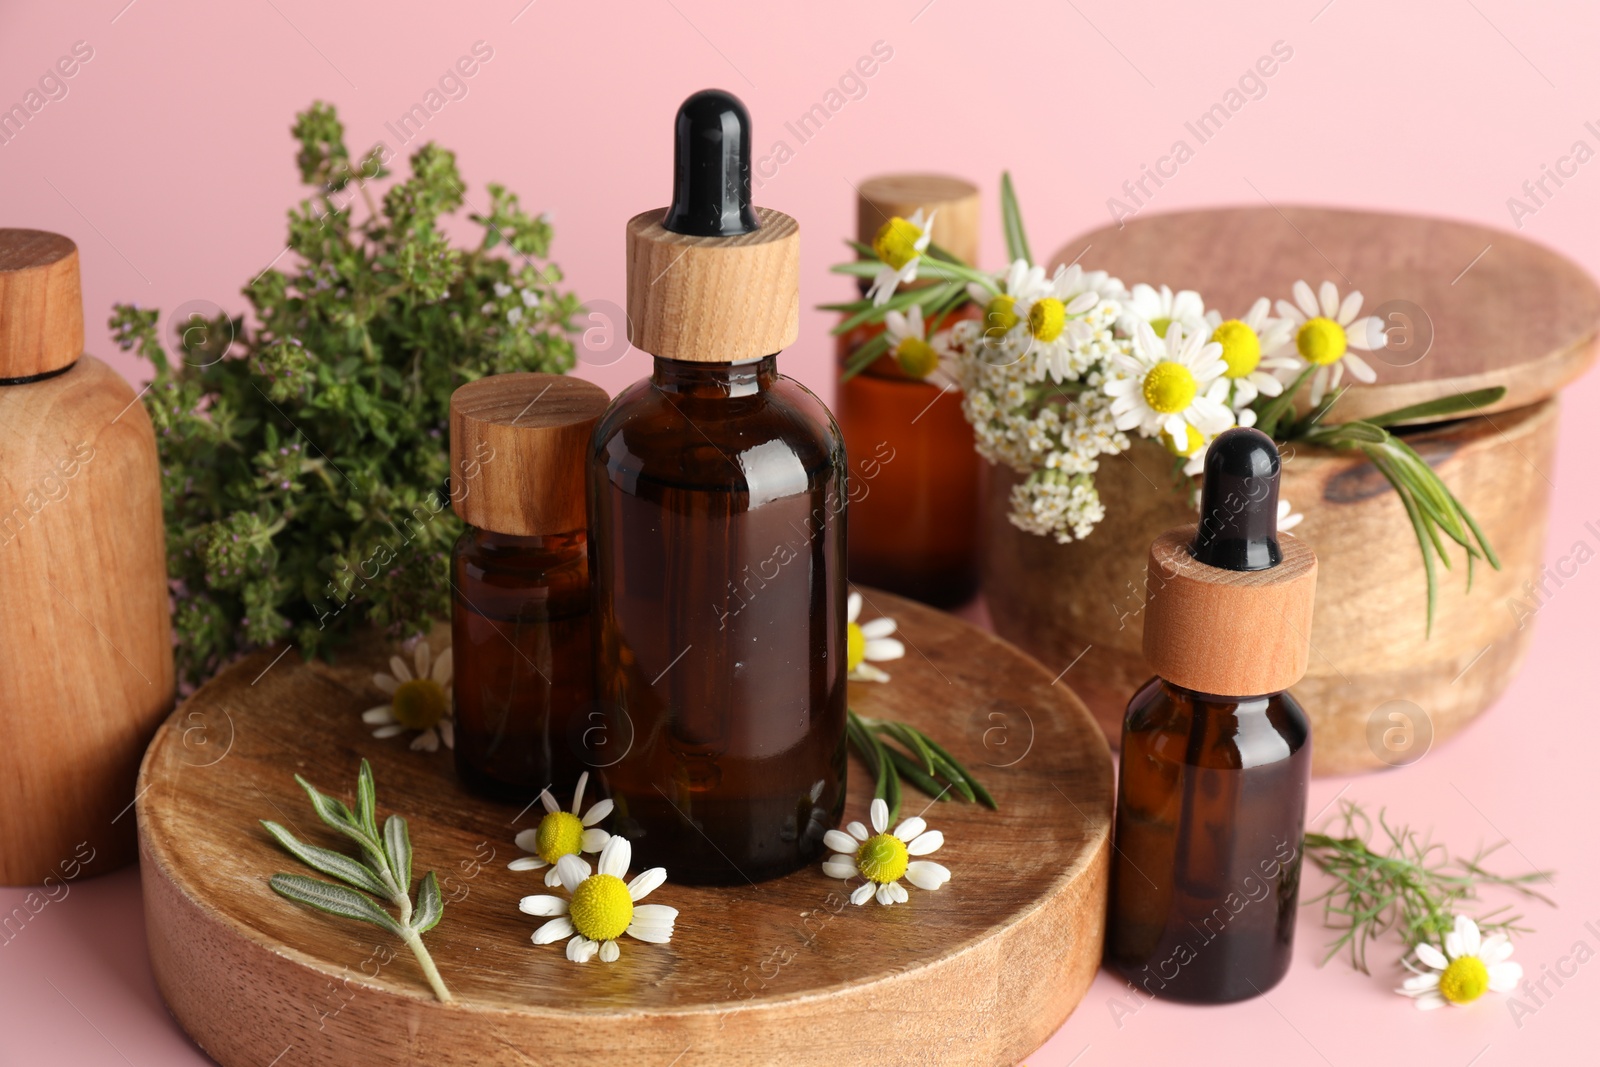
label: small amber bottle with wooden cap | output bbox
[449,372,609,802]
[838,175,983,606]
[0,230,173,885]
[590,89,846,885]
[1107,427,1317,1003]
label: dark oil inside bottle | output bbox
[836,305,981,608]
[1108,677,1310,1003]
[451,528,594,802]
[589,354,847,885]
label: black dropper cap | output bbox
[663,89,760,237]
[1191,427,1283,572]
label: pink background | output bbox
[4,0,1600,1064]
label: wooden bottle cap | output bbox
[449,373,609,536]
[857,173,981,268]
[1142,525,1319,697]
[0,229,84,380]
[625,206,799,363]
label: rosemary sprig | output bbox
[261,759,453,1002]
[847,709,997,824]
[1303,799,1553,975]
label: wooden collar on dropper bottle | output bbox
[856,173,980,272]
[449,373,609,537]
[626,89,799,364]
[0,229,84,381]
[1142,428,1318,698]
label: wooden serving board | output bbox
[137,590,1113,1067]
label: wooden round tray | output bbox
[137,591,1113,1067]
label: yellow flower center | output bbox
[568,873,634,943]
[1141,361,1198,414]
[1438,956,1491,1005]
[872,217,924,270]
[984,294,1019,334]
[1161,424,1206,457]
[1296,316,1347,365]
[1148,316,1173,339]
[1212,319,1261,379]
[1028,298,1067,342]
[391,678,448,730]
[847,622,866,673]
[895,337,939,379]
[533,810,585,865]
[856,832,909,884]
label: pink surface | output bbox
[2,0,1599,1064]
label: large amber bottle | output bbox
[589,90,846,885]
[1107,428,1318,1002]
[837,175,982,607]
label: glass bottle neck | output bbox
[651,355,777,398]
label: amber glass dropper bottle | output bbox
[1107,427,1318,1003]
[449,372,609,802]
[837,175,983,607]
[589,89,847,885]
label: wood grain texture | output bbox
[856,174,981,268]
[449,372,609,536]
[1142,525,1317,698]
[1058,206,1600,422]
[981,401,1559,775]
[137,591,1113,1067]
[0,355,174,884]
[0,229,83,379]
[626,206,799,363]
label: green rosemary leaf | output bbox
[840,333,891,382]
[883,742,903,826]
[924,240,969,266]
[846,238,878,259]
[878,721,938,777]
[831,261,884,278]
[916,733,999,811]
[383,814,412,895]
[1255,365,1317,439]
[260,821,391,897]
[356,759,379,841]
[412,871,444,934]
[884,744,946,802]
[1000,171,1032,266]
[1359,386,1507,428]
[270,874,404,937]
[1387,460,1439,635]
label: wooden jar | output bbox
[0,230,174,884]
[981,207,1598,775]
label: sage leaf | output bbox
[269,874,403,938]
[413,871,444,934]
[260,821,391,897]
[383,814,412,894]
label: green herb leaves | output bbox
[848,710,997,825]
[262,759,453,1002]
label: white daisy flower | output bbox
[1204,298,1298,409]
[1274,280,1388,406]
[822,798,950,906]
[509,771,614,888]
[519,837,675,963]
[866,209,936,306]
[1010,265,1107,383]
[1120,283,1207,341]
[1104,321,1233,446]
[883,304,953,386]
[1277,499,1304,532]
[362,640,454,752]
[847,591,904,682]
[1396,915,1522,1010]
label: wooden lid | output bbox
[1054,207,1600,422]
[857,173,981,267]
[0,229,84,379]
[1142,524,1318,697]
[449,373,608,536]
[626,206,799,363]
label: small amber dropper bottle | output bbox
[837,174,984,607]
[449,372,609,802]
[1107,427,1318,1003]
[589,89,846,885]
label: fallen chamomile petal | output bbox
[822,798,951,906]
[521,836,676,963]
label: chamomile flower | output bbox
[966,258,1052,342]
[866,209,936,306]
[822,798,950,905]
[1278,499,1304,532]
[519,837,676,963]
[1275,280,1388,406]
[883,304,951,385]
[847,591,904,683]
[362,640,454,752]
[1120,283,1207,340]
[1396,916,1522,1010]
[1104,321,1233,446]
[1205,298,1297,409]
[1010,265,1109,383]
[509,771,614,888]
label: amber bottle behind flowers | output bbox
[449,373,609,802]
[590,89,846,885]
[1107,428,1318,1003]
[837,174,983,607]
